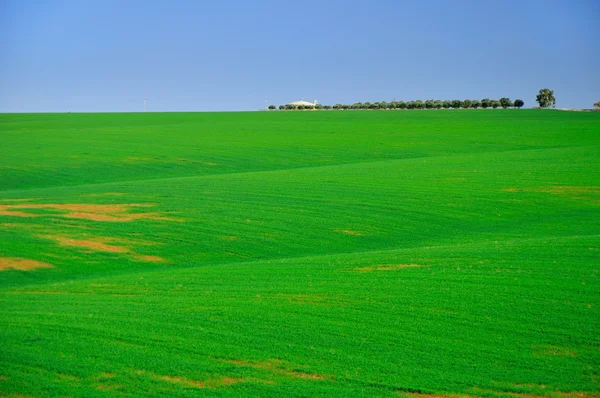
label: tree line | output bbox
[269,98,524,110]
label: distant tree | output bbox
[414,100,425,109]
[286,105,297,110]
[333,104,342,110]
[279,105,285,110]
[379,101,388,110]
[305,105,314,110]
[297,105,305,110]
[370,102,380,109]
[268,105,276,110]
[425,100,435,109]
[471,100,481,109]
[499,97,512,109]
[594,100,600,110]
[352,102,362,110]
[536,88,556,108]
[341,104,350,110]
[451,100,462,109]
[513,99,524,109]
[491,100,500,109]
[462,99,472,109]
[442,100,451,109]
[405,101,415,110]
[481,98,491,109]
[323,105,332,110]
[315,104,323,110]
[397,101,407,109]
[362,102,371,110]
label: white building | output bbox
[286,100,317,107]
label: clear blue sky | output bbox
[1,0,598,112]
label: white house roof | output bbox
[287,100,316,106]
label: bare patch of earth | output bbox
[0,203,179,222]
[0,257,52,271]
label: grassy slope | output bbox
[0,110,599,397]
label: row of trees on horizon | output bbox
[269,98,525,111]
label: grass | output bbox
[0,109,599,397]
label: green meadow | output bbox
[0,110,599,397]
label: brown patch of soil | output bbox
[533,345,577,357]
[0,257,53,271]
[97,383,123,391]
[50,237,128,253]
[264,293,346,307]
[468,387,598,398]
[133,255,166,263]
[158,375,246,389]
[335,229,364,236]
[354,264,423,272]
[540,186,599,195]
[399,393,461,398]
[0,203,178,222]
[43,235,166,263]
[222,358,326,380]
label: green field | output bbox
[1,110,599,397]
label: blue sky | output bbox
[1,0,598,112]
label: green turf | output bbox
[0,110,599,397]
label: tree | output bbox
[362,102,371,110]
[268,105,276,110]
[434,100,443,109]
[397,101,407,109]
[471,100,481,109]
[333,104,342,110]
[342,104,350,110]
[513,99,524,109]
[451,100,462,109]
[442,101,451,109]
[414,100,425,109]
[315,104,323,110]
[491,100,500,109]
[593,100,600,110]
[323,105,332,110]
[425,100,435,109]
[499,98,512,109]
[462,99,472,109]
[352,102,362,110]
[536,88,556,108]
[379,101,388,110]
[279,105,285,110]
[481,98,491,109]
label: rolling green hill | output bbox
[1,110,599,397]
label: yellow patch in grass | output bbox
[157,375,246,389]
[335,229,364,236]
[42,235,167,263]
[0,203,179,222]
[0,257,52,271]
[533,344,577,357]
[221,358,326,380]
[50,236,128,253]
[354,264,424,272]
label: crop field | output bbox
[0,110,599,397]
